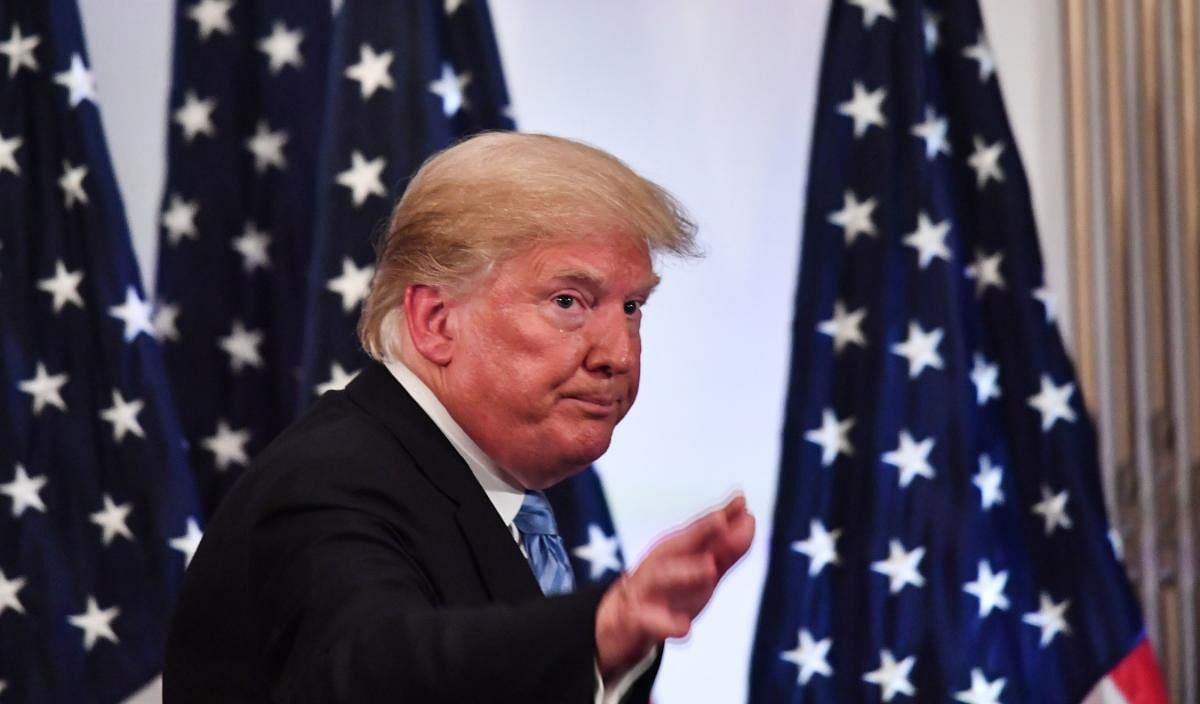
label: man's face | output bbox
[442,233,658,489]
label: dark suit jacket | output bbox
[163,362,657,703]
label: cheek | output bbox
[626,328,643,393]
[472,316,582,406]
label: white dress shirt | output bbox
[384,360,655,703]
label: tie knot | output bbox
[514,490,559,536]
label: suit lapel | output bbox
[344,362,542,603]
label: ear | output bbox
[403,284,457,366]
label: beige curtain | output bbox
[1062,1,1200,701]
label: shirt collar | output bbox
[383,359,525,527]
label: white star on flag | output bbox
[968,136,1005,189]
[890,321,944,378]
[955,668,1006,704]
[1033,285,1057,323]
[0,128,22,175]
[187,0,234,41]
[965,250,1005,296]
[571,524,623,580]
[232,223,272,272]
[344,44,395,98]
[52,53,96,108]
[837,81,887,138]
[315,362,359,396]
[201,420,251,471]
[972,454,1005,510]
[1022,592,1071,647]
[99,390,146,443]
[257,21,304,74]
[108,286,155,342]
[846,0,895,28]
[923,11,941,53]
[780,629,833,685]
[962,31,996,82]
[429,62,472,117]
[37,260,85,313]
[336,151,387,206]
[153,302,182,342]
[1,463,47,517]
[828,190,878,245]
[911,106,950,160]
[1109,528,1125,561]
[817,301,868,353]
[173,90,217,142]
[245,121,289,174]
[58,160,88,208]
[67,596,120,651]
[1027,374,1076,431]
[326,257,375,312]
[162,193,200,245]
[170,517,204,567]
[881,430,936,488]
[89,494,134,546]
[218,320,265,372]
[871,539,926,594]
[791,519,841,576]
[963,560,1010,618]
[0,24,41,77]
[1032,484,1073,535]
[902,211,952,268]
[863,649,916,702]
[18,363,69,415]
[805,408,855,467]
[445,0,467,14]
[0,568,26,616]
[970,353,1001,405]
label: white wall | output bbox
[82,1,1069,701]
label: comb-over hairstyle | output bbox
[358,131,698,361]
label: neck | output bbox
[392,349,530,490]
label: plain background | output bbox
[77,1,1069,700]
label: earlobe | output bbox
[403,285,455,366]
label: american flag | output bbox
[300,0,628,589]
[546,462,627,587]
[749,2,1167,702]
[154,0,331,517]
[0,0,203,700]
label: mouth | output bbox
[563,394,620,416]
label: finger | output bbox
[654,495,744,557]
[635,554,717,596]
[636,606,692,641]
[720,493,747,519]
[711,511,756,574]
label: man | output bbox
[164,132,754,702]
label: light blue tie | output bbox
[514,490,575,596]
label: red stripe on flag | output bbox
[1109,638,1169,704]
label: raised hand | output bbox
[594,494,755,678]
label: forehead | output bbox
[503,235,659,291]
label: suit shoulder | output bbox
[234,392,439,515]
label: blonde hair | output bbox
[358,132,698,360]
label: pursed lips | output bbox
[561,392,621,414]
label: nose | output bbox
[583,307,636,378]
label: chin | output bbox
[530,434,614,489]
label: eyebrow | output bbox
[548,269,661,297]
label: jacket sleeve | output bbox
[251,502,608,703]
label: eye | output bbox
[623,300,641,315]
[554,295,576,309]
